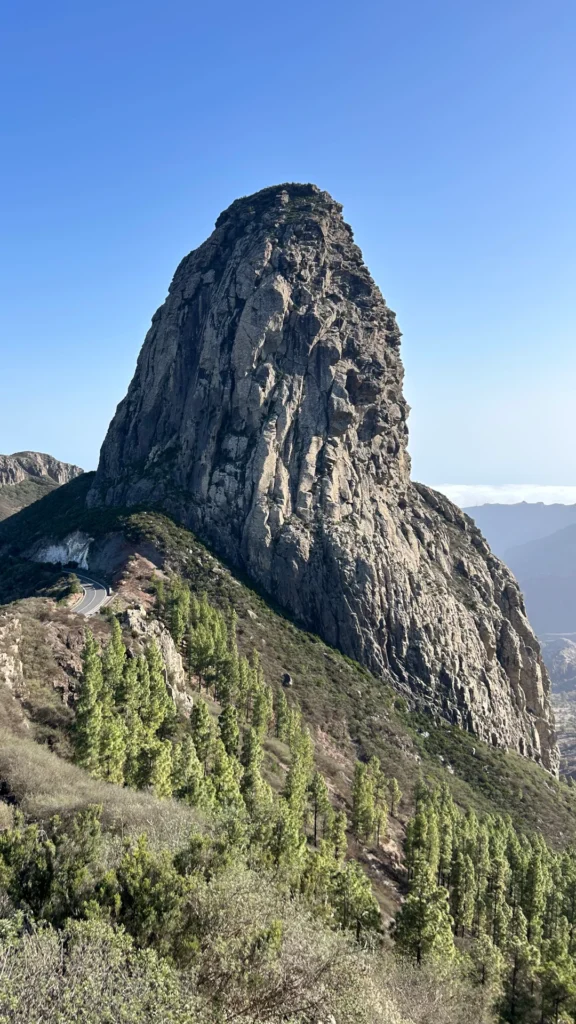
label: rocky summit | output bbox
[89,183,558,772]
[0,452,83,488]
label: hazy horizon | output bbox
[434,484,576,507]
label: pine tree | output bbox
[539,920,576,1024]
[167,576,190,648]
[268,801,306,872]
[241,725,263,771]
[366,758,388,847]
[287,704,303,750]
[308,771,331,847]
[74,631,104,775]
[252,683,273,740]
[388,777,402,817]
[284,728,314,823]
[504,909,538,1024]
[405,805,431,879]
[300,840,339,912]
[236,655,252,720]
[351,762,375,842]
[118,656,145,787]
[394,861,455,963]
[211,740,243,810]
[425,801,440,881]
[99,709,126,784]
[240,727,271,814]
[144,739,173,798]
[437,786,454,886]
[330,860,381,941]
[274,689,290,741]
[450,850,475,936]
[486,831,512,948]
[473,822,492,935]
[211,611,230,681]
[172,736,205,806]
[468,933,505,1012]
[145,641,173,734]
[215,610,239,705]
[190,699,213,770]
[523,846,547,944]
[562,854,576,954]
[187,622,215,690]
[101,617,126,702]
[219,703,239,758]
[329,810,348,863]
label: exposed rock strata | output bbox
[89,183,558,772]
[0,452,83,487]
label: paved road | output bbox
[72,572,110,616]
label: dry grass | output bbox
[0,729,201,847]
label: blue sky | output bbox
[0,0,574,496]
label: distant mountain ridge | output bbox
[463,502,576,560]
[0,452,83,521]
[464,502,576,636]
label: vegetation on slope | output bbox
[0,475,61,521]
[4,480,576,1020]
[0,476,575,844]
[3,594,576,1021]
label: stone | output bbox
[88,182,558,773]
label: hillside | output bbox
[0,451,83,520]
[0,475,573,845]
[4,483,576,1020]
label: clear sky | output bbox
[0,0,574,494]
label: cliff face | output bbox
[0,452,83,488]
[89,183,558,772]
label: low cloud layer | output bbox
[433,484,576,508]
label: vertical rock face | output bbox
[89,183,558,772]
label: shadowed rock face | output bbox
[89,183,558,772]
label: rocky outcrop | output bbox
[89,183,558,772]
[31,530,93,569]
[0,453,84,522]
[0,616,24,692]
[123,606,192,712]
[0,452,83,487]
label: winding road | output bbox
[72,572,110,616]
